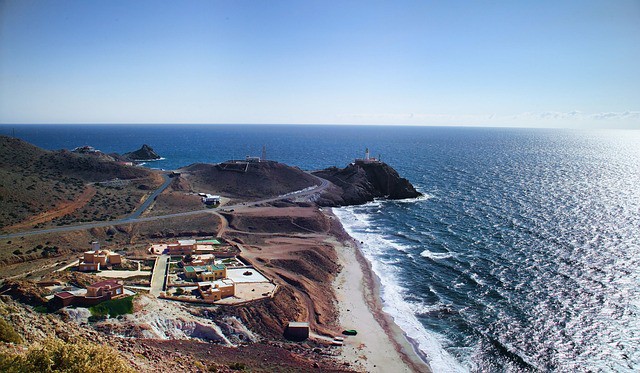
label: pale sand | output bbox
[334,238,432,372]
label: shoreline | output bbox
[330,208,432,373]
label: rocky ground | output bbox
[0,290,354,372]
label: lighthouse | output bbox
[365,148,370,161]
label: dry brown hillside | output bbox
[0,136,160,229]
[180,161,318,199]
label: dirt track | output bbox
[5,186,96,231]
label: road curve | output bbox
[126,173,172,220]
[0,174,332,240]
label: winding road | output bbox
[0,173,331,240]
[126,173,172,220]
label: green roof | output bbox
[185,264,225,273]
[196,239,221,245]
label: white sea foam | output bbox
[392,192,434,203]
[420,250,455,260]
[333,204,467,373]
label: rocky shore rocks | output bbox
[313,161,422,206]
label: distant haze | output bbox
[0,1,638,129]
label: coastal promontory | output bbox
[313,160,422,206]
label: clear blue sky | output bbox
[1,0,638,128]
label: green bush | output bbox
[0,337,135,373]
[0,319,22,344]
[33,305,49,314]
[89,296,133,318]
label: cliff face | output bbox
[313,161,421,206]
[123,144,161,161]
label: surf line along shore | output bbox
[327,208,432,373]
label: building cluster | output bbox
[181,264,237,301]
[78,242,122,272]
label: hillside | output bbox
[0,136,159,229]
[180,161,319,199]
[313,161,422,206]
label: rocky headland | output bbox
[313,161,422,206]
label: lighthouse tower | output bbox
[365,148,370,161]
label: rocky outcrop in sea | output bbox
[123,144,161,161]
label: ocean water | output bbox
[3,124,640,372]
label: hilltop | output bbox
[179,160,319,200]
[0,136,161,230]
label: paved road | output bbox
[0,174,331,240]
[150,254,169,296]
[126,173,172,220]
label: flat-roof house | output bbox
[150,238,224,256]
[86,279,124,300]
[53,291,76,307]
[182,254,216,267]
[285,321,310,340]
[198,279,235,301]
[51,279,125,308]
[184,264,227,281]
[202,194,221,205]
[78,262,100,272]
[167,239,197,255]
[78,242,122,272]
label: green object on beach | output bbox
[342,329,358,336]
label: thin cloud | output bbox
[340,111,640,128]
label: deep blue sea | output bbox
[2,124,640,372]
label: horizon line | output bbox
[1,122,637,130]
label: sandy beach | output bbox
[223,204,433,371]
[332,226,432,372]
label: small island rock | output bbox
[123,144,161,161]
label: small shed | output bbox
[285,321,309,341]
